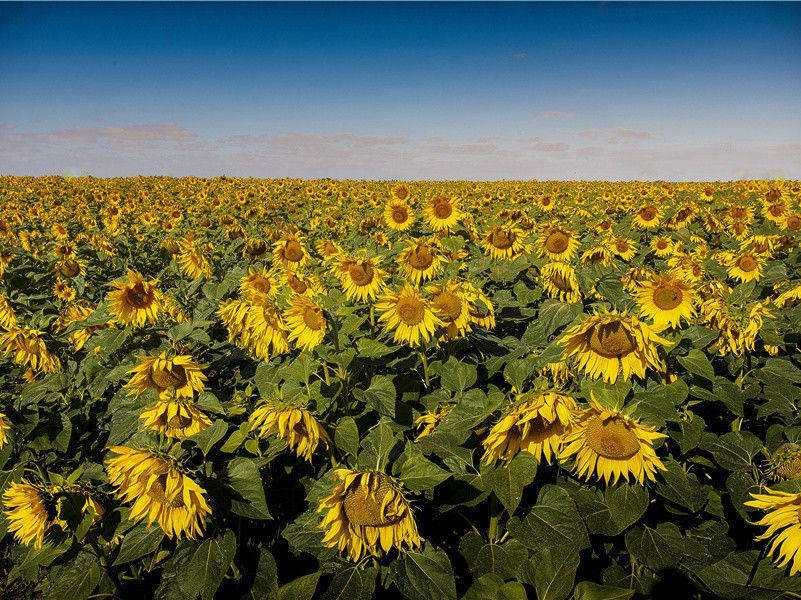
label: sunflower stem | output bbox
[488,493,500,542]
[420,351,430,388]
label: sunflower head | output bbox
[2,481,51,548]
[140,395,212,439]
[249,400,329,461]
[318,469,422,561]
[126,352,207,399]
[376,283,442,347]
[767,443,801,481]
[107,270,163,327]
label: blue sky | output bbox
[1,2,799,180]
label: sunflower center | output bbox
[769,203,784,217]
[408,246,434,270]
[550,270,574,292]
[124,283,154,309]
[251,277,271,294]
[586,321,636,358]
[639,206,657,221]
[787,215,801,230]
[525,417,565,443]
[348,263,374,286]
[288,275,307,294]
[652,285,683,310]
[433,291,462,321]
[151,364,188,390]
[396,296,426,326]
[615,241,630,253]
[545,231,569,254]
[343,481,401,527]
[585,415,641,460]
[146,473,184,507]
[60,261,80,277]
[655,239,669,250]
[392,206,409,224]
[433,201,453,219]
[490,229,514,250]
[302,305,324,331]
[737,255,758,272]
[283,240,304,263]
[168,413,194,429]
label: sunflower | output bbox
[177,236,213,280]
[481,225,529,260]
[635,273,696,329]
[0,327,61,374]
[463,282,496,330]
[318,469,422,561]
[140,395,212,439]
[282,270,324,298]
[316,239,342,262]
[536,224,579,261]
[391,183,411,203]
[0,411,9,448]
[284,295,326,351]
[107,269,163,327]
[580,244,614,266]
[397,239,445,284]
[560,312,669,383]
[249,400,329,461]
[766,443,801,481]
[383,200,414,231]
[105,447,211,540]
[161,295,187,323]
[245,301,290,360]
[52,302,114,350]
[774,282,801,308]
[540,262,581,303]
[272,233,309,271]
[428,281,472,340]
[727,251,764,283]
[424,195,461,231]
[239,267,277,303]
[0,293,17,330]
[745,489,801,575]
[650,236,673,257]
[559,398,666,485]
[0,250,12,278]
[610,237,637,261]
[2,481,50,548]
[52,278,75,302]
[376,283,442,347]
[337,256,386,303]
[414,404,453,441]
[126,352,207,399]
[632,204,662,229]
[482,391,578,465]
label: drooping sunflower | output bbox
[482,391,578,466]
[105,446,211,540]
[284,295,327,351]
[481,225,530,261]
[318,469,422,562]
[316,238,342,263]
[610,236,637,261]
[2,481,50,548]
[391,183,411,203]
[428,281,472,340]
[581,243,613,266]
[537,225,579,262]
[727,251,764,283]
[0,327,61,374]
[745,489,801,575]
[397,239,445,284]
[635,273,696,329]
[106,269,163,327]
[559,398,666,485]
[177,236,213,280]
[126,352,207,399]
[383,200,414,231]
[463,282,496,330]
[774,281,801,308]
[0,293,17,330]
[245,301,290,360]
[540,262,581,303]
[375,283,442,347]
[337,256,387,303]
[424,195,461,231]
[560,312,669,383]
[52,302,114,350]
[0,250,12,278]
[249,400,329,461]
[414,404,453,441]
[283,270,324,298]
[239,267,277,304]
[766,443,801,481]
[139,395,212,439]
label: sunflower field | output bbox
[2,176,801,600]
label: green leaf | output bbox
[624,523,685,571]
[320,566,377,600]
[701,431,763,471]
[574,582,635,600]
[334,416,360,457]
[507,484,590,554]
[400,454,451,491]
[528,545,580,600]
[462,574,527,600]
[227,457,271,519]
[389,545,458,600]
[190,419,228,456]
[113,522,165,565]
[277,572,321,600]
[654,460,707,513]
[678,349,715,383]
[361,375,396,418]
[42,561,101,600]
[179,529,236,600]
[245,549,278,600]
[483,452,538,515]
[438,357,477,393]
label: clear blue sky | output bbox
[1,2,799,180]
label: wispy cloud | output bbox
[513,52,528,60]
[537,111,573,120]
[577,128,661,144]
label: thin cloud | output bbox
[537,111,573,120]
[577,128,661,144]
[513,52,528,60]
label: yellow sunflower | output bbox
[249,400,329,461]
[52,278,75,302]
[746,489,801,575]
[727,251,764,283]
[774,282,801,308]
[632,204,662,229]
[428,281,472,340]
[282,270,324,298]
[177,236,213,280]
[560,312,669,383]
[139,395,212,439]
[414,404,453,441]
[536,224,579,261]
[482,391,578,465]
[107,269,163,327]
[463,282,496,330]
[481,226,529,261]
[0,293,17,330]
[397,239,445,284]
[650,236,673,257]
[272,233,309,271]
[284,295,327,351]
[337,256,387,303]
[559,398,666,485]
[375,283,442,347]
[424,195,461,231]
[105,446,211,540]
[635,273,696,329]
[0,411,8,448]
[240,267,277,304]
[610,236,637,261]
[318,469,422,562]
[383,200,414,231]
[0,327,61,374]
[245,301,290,360]
[2,481,50,548]
[581,244,613,267]
[540,262,581,303]
[126,352,207,399]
